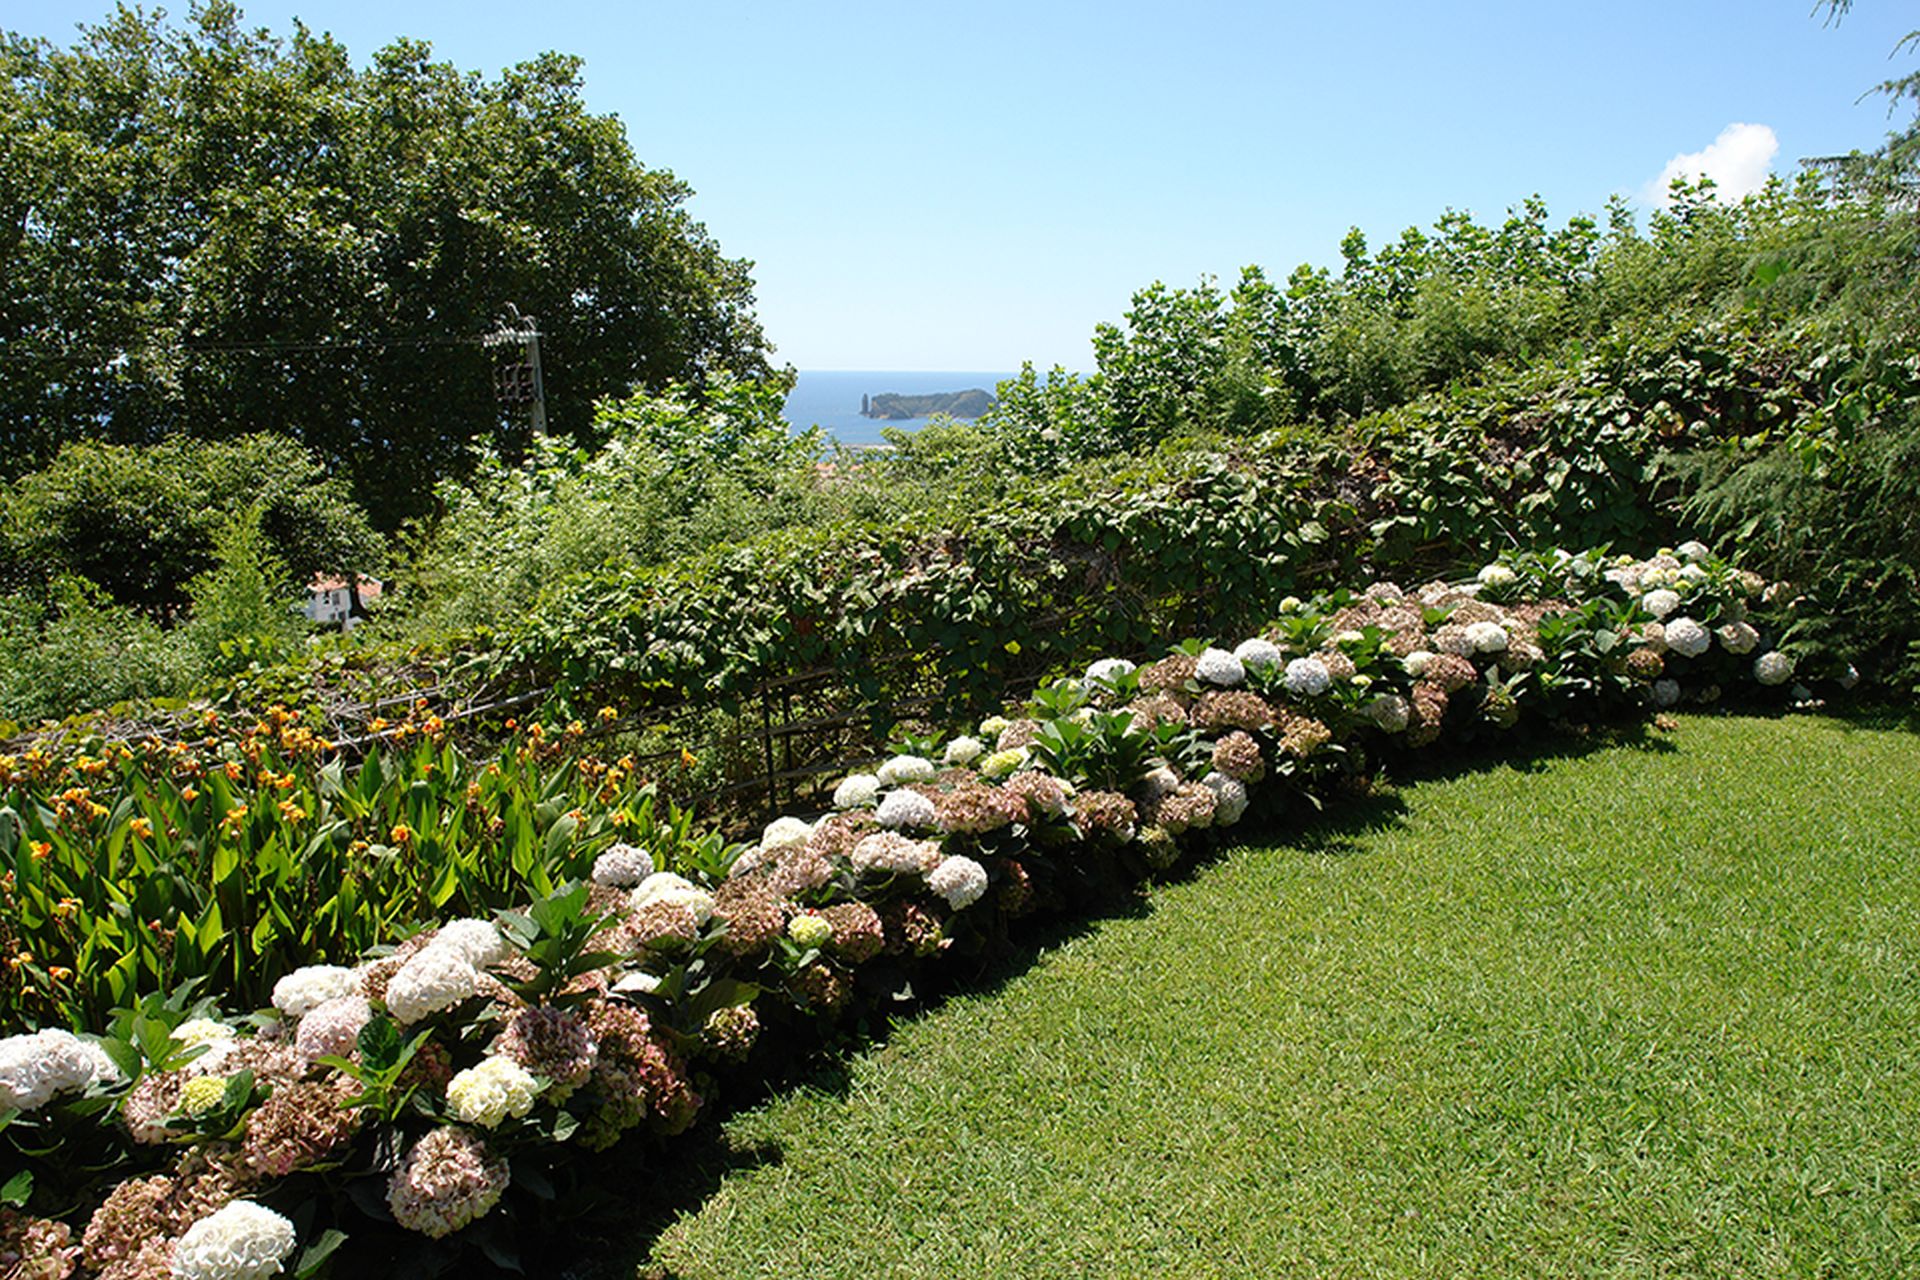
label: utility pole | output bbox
[486,304,547,437]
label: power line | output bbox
[0,330,497,365]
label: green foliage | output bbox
[1029,711,1160,792]
[0,433,379,616]
[1677,392,1920,688]
[981,176,1902,472]
[180,508,308,679]
[0,578,202,726]
[0,5,772,522]
[397,375,969,640]
[321,1015,433,1125]
[0,719,667,1029]
[494,882,622,1009]
[505,442,1347,724]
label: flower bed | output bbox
[0,708,661,1032]
[0,543,1847,1277]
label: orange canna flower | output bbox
[390,823,414,845]
[128,817,154,840]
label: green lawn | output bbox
[639,714,1920,1279]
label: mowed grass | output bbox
[642,715,1920,1279]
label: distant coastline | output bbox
[860,388,994,421]
[783,371,1016,446]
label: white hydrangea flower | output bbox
[833,772,881,809]
[979,715,1012,739]
[1641,588,1682,619]
[850,834,943,875]
[174,1018,236,1049]
[295,995,373,1062]
[1676,540,1710,562]
[432,919,509,969]
[271,965,360,1019]
[0,1029,109,1112]
[760,816,814,851]
[1231,637,1283,673]
[875,788,938,830]
[1283,657,1332,697]
[1641,564,1680,591]
[1085,657,1136,685]
[171,1200,297,1280]
[1653,679,1681,708]
[1195,648,1246,687]
[630,872,715,923]
[927,856,990,910]
[1403,650,1435,678]
[1715,621,1759,655]
[1138,766,1180,803]
[787,913,832,948]
[446,1055,541,1129]
[1368,694,1410,733]
[611,972,662,996]
[591,842,655,888]
[1330,630,1366,648]
[1754,651,1795,686]
[943,735,985,766]
[1465,621,1509,653]
[1663,617,1711,659]
[631,871,697,903]
[876,755,936,787]
[80,1038,124,1087]
[384,947,482,1025]
[1476,563,1517,588]
[978,747,1028,780]
[1201,772,1249,826]
[1679,564,1709,586]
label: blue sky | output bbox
[13,2,1918,370]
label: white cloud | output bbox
[1641,123,1779,207]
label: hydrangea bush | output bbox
[0,542,1846,1277]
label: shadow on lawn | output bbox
[575,892,1157,1279]
[566,714,1685,1277]
[1819,698,1920,736]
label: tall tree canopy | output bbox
[0,2,774,522]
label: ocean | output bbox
[783,370,1015,447]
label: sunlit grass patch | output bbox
[642,714,1920,1278]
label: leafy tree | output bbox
[1,433,381,615]
[1814,1,1920,197]
[180,505,307,677]
[0,2,773,522]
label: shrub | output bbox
[0,579,202,726]
[0,539,1841,1278]
[0,434,380,616]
